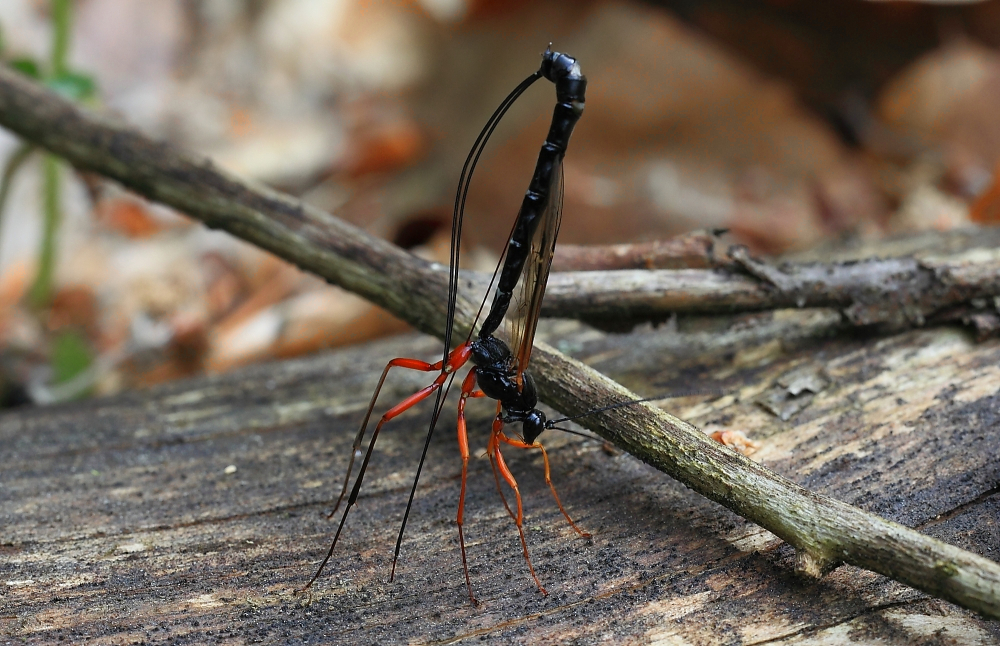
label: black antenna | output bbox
[546,388,725,427]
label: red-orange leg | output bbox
[328,343,474,518]
[328,356,445,518]
[487,417,547,596]
[499,434,590,538]
[456,368,486,605]
[486,407,517,522]
[304,343,473,591]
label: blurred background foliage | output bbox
[1,0,1000,408]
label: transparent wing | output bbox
[508,162,564,385]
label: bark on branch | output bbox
[543,243,1000,335]
[551,231,726,271]
[1,67,999,618]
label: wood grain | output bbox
[3,314,1000,644]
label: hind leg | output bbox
[488,419,548,596]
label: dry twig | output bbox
[542,243,1000,334]
[551,230,727,271]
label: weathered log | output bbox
[3,314,1000,643]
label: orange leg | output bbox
[456,368,486,605]
[304,343,473,591]
[487,405,517,523]
[499,434,590,538]
[328,342,474,518]
[328,356,445,518]
[487,416,547,596]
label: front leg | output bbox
[498,434,590,538]
[487,415,547,596]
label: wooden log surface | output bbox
[3,308,1000,644]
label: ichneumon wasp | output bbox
[302,47,586,605]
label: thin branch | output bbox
[0,67,472,342]
[1,67,999,618]
[531,344,1000,619]
[551,229,728,271]
[542,243,1000,334]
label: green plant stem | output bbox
[50,0,71,76]
[0,142,36,265]
[28,154,60,308]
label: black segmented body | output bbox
[472,49,586,444]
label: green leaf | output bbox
[47,71,96,101]
[51,329,93,387]
[9,57,41,79]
